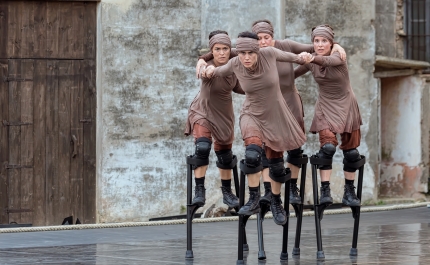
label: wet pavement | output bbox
[0,207,428,264]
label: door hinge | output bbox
[5,164,33,169]
[2,120,33,126]
[3,76,33,82]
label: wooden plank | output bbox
[0,2,9,58]
[33,1,47,58]
[70,60,83,222]
[0,60,9,224]
[8,2,23,58]
[20,2,34,58]
[19,59,34,224]
[72,2,84,59]
[82,59,96,224]
[57,60,72,223]
[46,2,60,58]
[374,69,416,78]
[8,59,21,223]
[83,1,96,59]
[33,60,46,226]
[58,2,74,59]
[45,60,59,225]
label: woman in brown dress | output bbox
[294,25,362,206]
[185,31,244,209]
[203,31,311,225]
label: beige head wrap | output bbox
[251,22,274,37]
[209,33,231,50]
[236,37,260,53]
[311,25,334,44]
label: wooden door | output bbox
[0,1,96,226]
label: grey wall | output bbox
[97,0,378,222]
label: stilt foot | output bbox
[317,250,325,260]
[258,250,266,260]
[280,252,288,260]
[350,247,358,256]
[292,247,300,256]
[185,250,193,259]
[243,243,249,252]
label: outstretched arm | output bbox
[312,51,344,67]
[202,59,234,79]
[196,48,238,78]
[294,65,310,79]
[270,47,307,64]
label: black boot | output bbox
[191,184,206,207]
[320,184,333,204]
[271,194,287,225]
[238,189,260,215]
[290,181,302,205]
[260,188,272,205]
[220,186,240,208]
[342,183,361,206]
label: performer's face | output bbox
[212,43,231,66]
[238,51,258,69]
[313,36,332,56]
[257,33,273,48]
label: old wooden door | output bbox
[0,1,97,226]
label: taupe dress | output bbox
[294,52,362,134]
[212,47,306,152]
[185,59,244,145]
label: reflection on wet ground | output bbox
[0,207,428,264]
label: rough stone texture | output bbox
[380,76,429,197]
[375,0,405,58]
[284,0,378,204]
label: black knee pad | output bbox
[193,137,211,169]
[245,144,263,168]
[261,149,269,168]
[268,158,291,183]
[343,148,361,172]
[317,143,336,170]
[215,149,234,169]
[287,148,303,168]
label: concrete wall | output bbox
[380,76,429,197]
[375,0,405,58]
[97,0,379,222]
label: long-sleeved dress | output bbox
[294,52,362,134]
[200,40,313,133]
[211,47,306,152]
[184,59,244,146]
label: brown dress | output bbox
[201,40,313,132]
[212,47,306,152]
[294,52,362,134]
[184,59,244,145]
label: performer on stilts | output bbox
[185,31,244,209]
[202,31,311,224]
[294,25,362,206]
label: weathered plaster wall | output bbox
[380,76,429,197]
[97,0,380,222]
[375,0,405,58]
[284,0,378,204]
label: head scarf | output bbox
[236,37,260,53]
[251,21,274,37]
[209,33,231,50]
[311,25,334,44]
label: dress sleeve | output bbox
[294,65,310,79]
[281,40,314,54]
[270,47,306,64]
[213,59,234,77]
[312,51,344,67]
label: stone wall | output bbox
[97,0,378,222]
